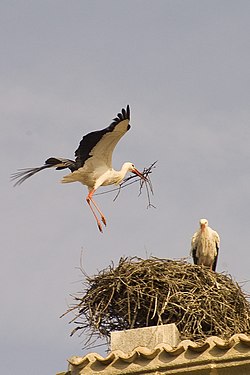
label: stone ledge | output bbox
[111,323,181,352]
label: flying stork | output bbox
[190,219,220,271]
[12,105,146,232]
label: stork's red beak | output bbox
[201,224,205,231]
[132,168,147,181]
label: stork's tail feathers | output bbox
[11,157,76,186]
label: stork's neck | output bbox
[199,227,210,238]
[113,163,132,185]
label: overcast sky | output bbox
[1,1,250,374]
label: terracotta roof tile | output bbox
[67,333,250,374]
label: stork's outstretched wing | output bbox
[11,105,130,186]
[75,105,130,169]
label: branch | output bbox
[94,161,157,208]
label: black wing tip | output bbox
[212,251,219,271]
[192,248,198,265]
[125,104,130,119]
[10,167,42,186]
[11,158,64,186]
[111,105,130,126]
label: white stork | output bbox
[190,219,220,271]
[12,105,146,232]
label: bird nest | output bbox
[64,257,250,347]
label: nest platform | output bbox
[65,257,250,346]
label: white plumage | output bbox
[11,105,146,233]
[191,219,220,271]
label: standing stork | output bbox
[11,105,146,232]
[190,219,220,271]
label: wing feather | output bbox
[11,157,76,186]
[190,231,199,265]
[212,231,220,271]
[212,244,219,271]
[75,105,130,169]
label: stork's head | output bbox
[199,218,208,231]
[125,162,147,181]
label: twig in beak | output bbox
[94,161,157,208]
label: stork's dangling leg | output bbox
[86,196,103,233]
[86,190,107,232]
[92,201,107,226]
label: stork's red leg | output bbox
[86,196,103,232]
[91,200,107,226]
[86,190,107,231]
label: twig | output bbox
[94,161,157,208]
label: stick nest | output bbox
[65,257,250,346]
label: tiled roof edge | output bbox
[68,333,250,368]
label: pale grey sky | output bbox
[1,1,250,374]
